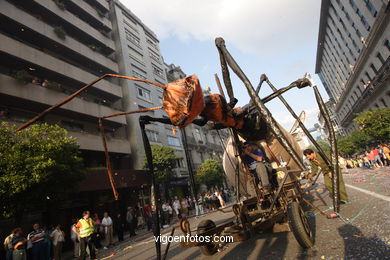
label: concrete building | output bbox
[317,100,345,139]
[0,0,134,169]
[109,1,188,181]
[164,63,228,170]
[315,0,390,135]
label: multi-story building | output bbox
[109,1,188,181]
[315,0,389,135]
[317,100,345,139]
[0,0,133,169]
[164,63,228,171]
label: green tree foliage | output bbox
[143,145,180,183]
[353,108,390,142]
[307,139,331,157]
[0,122,85,219]
[337,130,371,156]
[195,159,225,189]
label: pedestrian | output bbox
[303,149,349,203]
[72,211,96,260]
[162,202,170,226]
[42,225,53,260]
[367,150,377,168]
[70,218,80,259]
[27,224,46,260]
[12,228,27,260]
[144,204,153,231]
[181,198,188,216]
[381,144,390,165]
[4,228,15,260]
[114,213,125,242]
[217,191,226,208]
[92,213,102,249]
[372,147,384,167]
[172,197,181,219]
[101,212,113,248]
[126,207,136,237]
[50,224,65,260]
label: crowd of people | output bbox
[3,190,233,260]
[339,144,390,169]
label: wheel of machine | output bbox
[287,201,314,248]
[197,219,218,256]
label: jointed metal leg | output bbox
[215,37,306,172]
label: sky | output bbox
[122,0,329,131]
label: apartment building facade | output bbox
[109,1,188,181]
[0,0,134,169]
[315,0,389,135]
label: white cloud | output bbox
[121,0,320,58]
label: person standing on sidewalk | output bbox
[50,224,65,260]
[114,213,125,242]
[126,207,136,237]
[70,219,80,259]
[101,212,113,249]
[303,149,349,203]
[12,228,27,260]
[4,228,15,260]
[27,224,46,260]
[72,211,96,260]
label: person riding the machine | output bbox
[243,142,273,194]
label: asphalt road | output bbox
[96,167,390,260]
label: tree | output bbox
[195,159,225,189]
[337,130,371,156]
[353,108,390,142]
[142,145,180,184]
[307,139,331,157]
[0,122,85,221]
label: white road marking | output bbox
[345,183,390,202]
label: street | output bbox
[93,167,390,260]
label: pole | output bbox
[139,119,161,260]
[180,128,198,201]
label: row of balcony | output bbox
[340,56,390,126]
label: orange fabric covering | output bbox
[163,75,204,128]
[202,94,244,129]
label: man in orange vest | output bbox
[72,211,96,260]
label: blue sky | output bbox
[122,0,329,131]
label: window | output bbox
[123,16,138,32]
[137,87,151,101]
[132,70,146,79]
[128,46,143,63]
[176,158,185,168]
[168,136,180,147]
[146,129,158,142]
[364,0,377,17]
[152,65,164,78]
[125,29,140,46]
[385,39,390,52]
[146,38,158,49]
[149,50,161,64]
[61,121,84,131]
[370,63,378,74]
[365,72,372,81]
[377,52,385,64]
[194,128,202,142]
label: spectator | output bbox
[172,197,181,219]
[70,218,80,259]
[50,224,65,260]
[4,228,15,260]
[126,207,136,237]
[181,198,189,216]
[114,213,125,242]
[101,212,113,248]
[72,211,96,260]
[144,204,153,231]
[42,225,53,260]
[27,224,46,260]
[12,228,27,260]
[162,202,170,226]
[372,147,384,167]
[92,213,102,249]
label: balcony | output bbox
[0,74,126,125]
[68,131,131,154]
[340,57,390,126]
[31,0,115,51]
[0,0,118,73]
[67,0,112,31]
[0,34,122,99]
